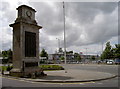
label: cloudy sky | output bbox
[0,0,119,55]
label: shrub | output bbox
[1,66,7,71]
[1,65,13,71]
[7,65,13,71]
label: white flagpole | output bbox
[63,2,67,65]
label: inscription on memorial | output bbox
[25,31,36,57]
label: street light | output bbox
[56,38,60,51]
[101,42,104,54]
[85,48,88,63]
[86,48,87,56]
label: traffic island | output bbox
[2,69,117,83]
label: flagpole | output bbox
[63,2,67,66]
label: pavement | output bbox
[1,69,117,83]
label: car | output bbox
[76,61,80,64]
[103,59,109,64]
[107,60,114,65]
[92,61,97,64]
[115,58,120,65]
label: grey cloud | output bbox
[3,10,16,24]
[39,32,57,52]
[65,2,117,25]
[29,2,64,36]
[1,2,118,54]
[65,2,117,47]
[1,2,16,24]
[1,2,10,11]
[2,40,12,50]
[35,2,117,51]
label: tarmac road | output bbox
[1,64,119,88]
[60,64,119,75]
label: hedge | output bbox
[0,64,64,71]
[39,65,64,70]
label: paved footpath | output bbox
[31,69,117,82]
[2,69,116,83]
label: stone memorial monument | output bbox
[9,5,42,77]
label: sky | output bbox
[0,0,119,55]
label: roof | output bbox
[17,5,36,12]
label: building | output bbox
[80,54,99,63]
[48,48,75,64]
[47,48,100,64]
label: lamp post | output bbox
[85,48,88,63]
[56,38,60,51]
[101,42,104,54]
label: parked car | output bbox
[107,60,114,65]
[103,59,109,64]
[115,58,120,65]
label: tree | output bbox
[2,49,13,63]
[40,49,48,59]
[91,56,95,60]
[112,44,120,58]
[101,41,112,60]
[2,50,8,58]
[0,50,2,57]
[74,53,81,61]
[58,48,63,53]
[66,51,73,54]
[60,56,64,61]
[7,49,13,63]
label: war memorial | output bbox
[9,5,43,77]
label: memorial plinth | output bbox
[9,5,42,76]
